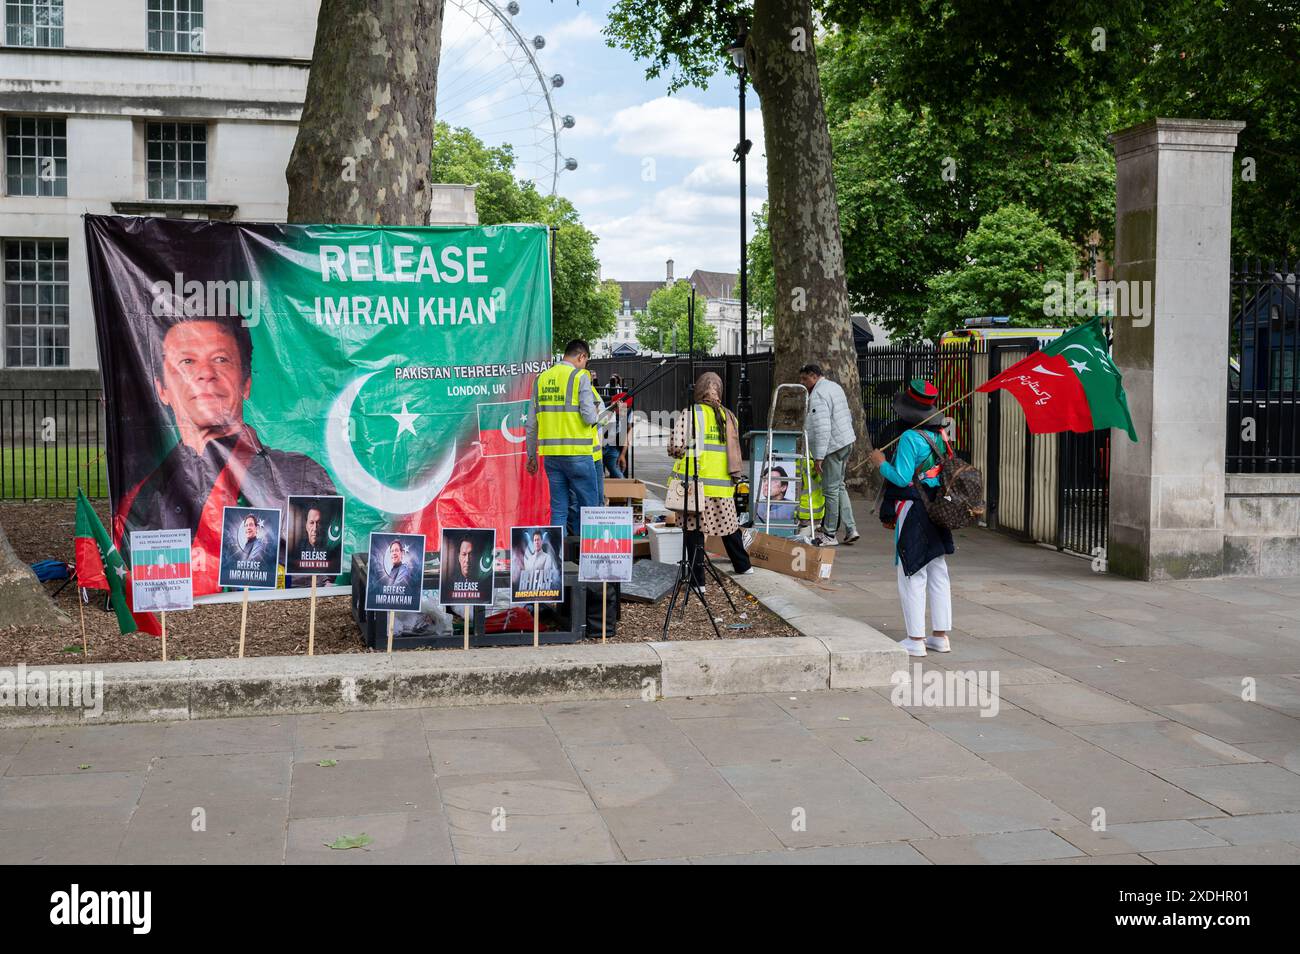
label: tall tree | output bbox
[286,1,445,225]
[607,0,869,471]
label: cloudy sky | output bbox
[437,0,763,284]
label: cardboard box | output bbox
[604,478,646,501]
[721,529,834,582]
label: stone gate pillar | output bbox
[1107,118,1245,580]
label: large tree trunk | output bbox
[748,0,869,477]
[286,0,445,225]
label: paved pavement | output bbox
[1,441,1297,864]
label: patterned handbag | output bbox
[915,432,985,530]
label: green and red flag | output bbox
[477,399,531,457]
[74,489,162,636]
[977,318,1138,441]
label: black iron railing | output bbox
[0,388,107,499]
[1228,260,1299,473]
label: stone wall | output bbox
[1224,474,1300,577]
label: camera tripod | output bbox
[661,285,736,639]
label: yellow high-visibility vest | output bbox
[583,370,601,461]
[797,456,825,521]
[672,405,734,498]
[535,362,591,456]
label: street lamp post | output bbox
[728,30,753,437]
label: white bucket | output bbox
[647,523,683,564]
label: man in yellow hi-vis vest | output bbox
[796,455,825,531]
[526,339,603,533]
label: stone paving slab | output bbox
[0,505,1298,863]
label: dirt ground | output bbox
[0,499,797,665]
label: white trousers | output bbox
[896,553,953,640]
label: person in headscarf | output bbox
[668,371,752,586]
[868,379,955,658]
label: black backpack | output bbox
[914,431,985,530]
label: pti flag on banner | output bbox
[977,318,1138,441]
[85,215,553,597]
[478,399,530,457]
[74,489,162,635]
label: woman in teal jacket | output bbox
[869,380,955,658]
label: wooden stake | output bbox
[601,581,607,644]
[386,610,394,654]
[238,586,249,658]
[533,601,539,648]
[307,575,318,656]
[161,611,167,662]
[77,588,88,658]
[463,611,470,651]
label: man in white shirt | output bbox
[800,363,860,546]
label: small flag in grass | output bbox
[74,488,161,636]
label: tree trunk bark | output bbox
[286,0,445,225]
[748,0,870,478]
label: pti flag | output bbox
[85,216,553,596]
[478,399,530,457]
[74,489,162,636]
[977,318,1138,441]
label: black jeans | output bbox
[683,528,751,586]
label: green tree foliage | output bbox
[922,205,1080,340]
[746,204,775,340]
[636,281,718,356]
[430,122,617,350]
[748,1,1298,340]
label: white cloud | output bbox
[545,12,604,47]
[607,97,764,161]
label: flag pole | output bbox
[874,393,972,454]
[308,575,317,656]
[601,581,607,644]
[78,588,88,658]
[238,587,249,658]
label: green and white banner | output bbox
[86,215,553,597]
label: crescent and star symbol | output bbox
[501,413,527,444]
[325,371,456,515]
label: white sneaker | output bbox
[901,637,928,657]
[925,635,951,653]
[733,568,754,576]
[813,535,839,547]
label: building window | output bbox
[4,117,67,197]
[148,0,204,53]
[4,0,63,47]
[146,122,207,200]
[3,239,69,368]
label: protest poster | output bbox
[129,528,193,612]
[578,507,634,583]
[510,525,563,603]
[364,532,426,613]
[218,506,281,589]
